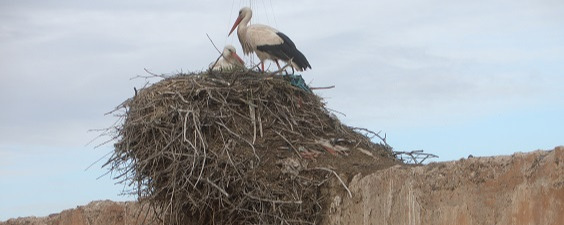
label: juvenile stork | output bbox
[209,45,245,71]
[228,7,311,72]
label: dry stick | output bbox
[394,150,438,164]
[142,68,167,78]
[206,33,224,71]
[87,117,122,145]
[206,33,222,54]
[269,59,293,75]
[204,76,232,86]
[309,85,336,90]
[244,62,263,72]
[204,178,230,197]
[194,125,207,188]
[257,106,264,138]
[167,183,175,224]
[418,152,438,164]
[408,151,419,164]
[244,192,303,204]
[181,110,200,178]
[250,102,257,144]
[273,102,295,131]
[85,150,113,171]
[222,139,243,178]
[210,55,224,72]
[180,109,207,186]
[326,107,347,117]
[274,131,302,159]
[215,121,259,160]
[352,127,391,149]
[312,167,352,198]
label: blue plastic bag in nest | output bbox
[283,74,311,93]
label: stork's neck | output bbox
[237,11,252,36]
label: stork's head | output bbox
[229,7,252,36]
[223,45,244,65]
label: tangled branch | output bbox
[102,71,396,224]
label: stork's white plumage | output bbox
[209,45,245,71]
[229,7,311,72]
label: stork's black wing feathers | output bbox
[256,32,311,71]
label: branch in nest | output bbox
[128,68,170,80]
[206,33,222,55]
[394,150,438,164]
[215,121,259,160]
[352,127,391,149]
[244,192,303,205]
[275,131,302,158]
[269,59,293,76]
[204,178,229,197]
[310,167,352,198]
[310,85,335,90]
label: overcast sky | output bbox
[1,0,563,220]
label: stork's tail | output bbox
[257,32,312,72]
[290,49,311,71]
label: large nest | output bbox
[105,70,397,224]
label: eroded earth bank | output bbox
[3,147,563,225]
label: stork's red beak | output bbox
[228,16,242,36]
[231,52,244,65]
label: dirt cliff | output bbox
[2,147,562,225]
[0,201,153,225]
[326,146,564,225]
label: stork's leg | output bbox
[261,62,265,72]
[274,60,288,75]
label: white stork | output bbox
[228,7,311,72]
[209,45,245,71]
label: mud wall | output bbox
[1,201,151,225]
[325,147,564,225]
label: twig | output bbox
[310,85,335,90]
[249,101,257,144]
[206,33,222,55]
[394,150,438,164]
[142,68,168,78]
[247,62,262,72]
[209,55,223,72]
[269,58,293,75]
[311,167,352,198]
[204,178,230,197]
[216,121,259,160]
[275,131,302,158]
[84,150,113,171]
[352,127,391,149]
[244,192,303,204]
[326,107,347,117]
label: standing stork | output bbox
[228,7,311,72]
[209,45,245,71]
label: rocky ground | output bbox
[2,146,562,225]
